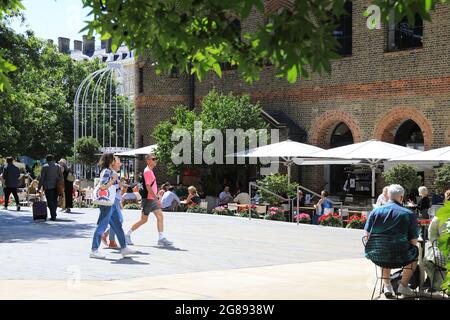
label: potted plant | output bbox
[318,213,343,227]
[345,215,367,229]
[187,205,208,214]
[211,205,234,216]
[238,205,260,219]
[294,213,312,224]
[264,207,286,221]
[123,203,141,210]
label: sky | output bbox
[11,0,97,46]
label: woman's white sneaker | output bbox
[398,283,416,297]
[121,247,137,258]
[90,250,106,259]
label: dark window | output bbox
[138,67,144,93]
[122,53,128,59]
[102,56,108,62]
[387,13,423,51]
[332,1,352,57]
[169,66,179,78]
[113,54,119,61]
[219,62,237,71]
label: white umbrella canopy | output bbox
[310,139,422,161]
[388,145,450,164]
[115,144,158,157]
[309,140,423,201]
[230,140,324,184]
[233,140,323,159]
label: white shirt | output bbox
[161,191,180,209]
[233,192,251,205]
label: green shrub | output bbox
[434,164,450,194]
[382,164,422,197]
[257,174,299,206]
[187,205,208,214]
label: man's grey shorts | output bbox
[142,198,161,215]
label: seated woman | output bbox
[185,186,201,207]
[423,189,450,293]
[417,186,431,219]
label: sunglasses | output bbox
[148,158,157,161]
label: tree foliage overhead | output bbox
[0,0,24,91]
[0,19,104,159]
[81,0,445,83]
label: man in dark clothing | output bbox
[1,157,21,211]
[38,155,63,221]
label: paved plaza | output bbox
[0,207,375,299]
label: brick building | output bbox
[134,0,450,199]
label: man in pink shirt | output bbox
[125,153,173,246]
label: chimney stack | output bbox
[101,38,112,53]
[57,37,70,54]
[74,40,83,52]
[82,35,95,56]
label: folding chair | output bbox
[363,234,419,300]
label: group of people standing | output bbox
[1,155,75,220]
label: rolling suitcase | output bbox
[32,201,48,221]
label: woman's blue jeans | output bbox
[91,199,126,250]
[109,205,124,242]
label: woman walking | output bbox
[90,153,135,259]
[59,159,74,213]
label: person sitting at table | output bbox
[157,182,170,200]
[417,186,431,219]
[218,186,233,206]
[122,186,138,205]
[185,186,201,207]
[313,190,332,225]
[161,185,181,212]
[423,189,450,293]
[376,187,389,206]
[364,184,419,298]
[132,185,142,203]
[233,187,251,205]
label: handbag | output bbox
[93,170,117,206]
[67,172,75,182]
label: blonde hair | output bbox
[445,189,450,202]
[188,186,197,194]
[418,186,428,197]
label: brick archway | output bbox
[309,110,362,148]
[373,107,433,150]
[265,0,294,14]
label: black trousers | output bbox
[4,187,19,207]
[64,182,73,209]
[45,188,58,219]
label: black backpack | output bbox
[138,172,155,199]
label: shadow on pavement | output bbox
[150,245,188,252]
[0,210,93,243]
[108,258,150,265]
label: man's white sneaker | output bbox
[90,250,106,259]
[125,234,134,245]
[121,247,137,258]
[383,284,395,298]
[398,283,416,297]
[157,238,173,246]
